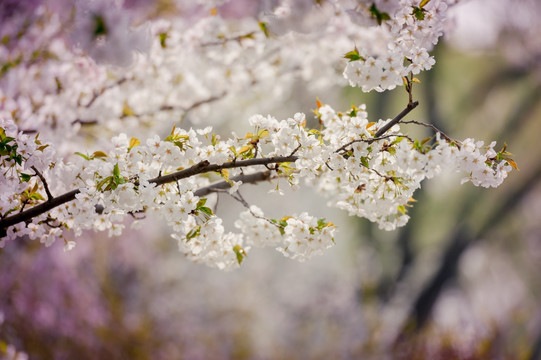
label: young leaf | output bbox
[159,32,168,48]
[92,151,108,158]
[29,192,45,201]
[198,206,213,216]
[186,225,201,240]
[129,137,141,151]
[412,6,426,20]
[344,47,365,62]
[369,4,391,25]
[74,152,91,161]
[258,21,270,38]
[233,245,247,265]
[96,176,113,191]
[122,101,135,117]
[20,173,32,182]
[113,163,120,179]
[196,198,207,208]
[504,158,519,170]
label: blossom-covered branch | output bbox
[0,0,517,270]
[0,155,298,232]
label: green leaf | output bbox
[412,6,425,20]
[12,153,23,165]
[419,0,431,8]
[75,152,91,161]
[198,206,213,216]
[159,32,168,48]
[370,4,391,25]
[93,14,108,37]
[196,198,207,208]
[258,21,270,38]
[113,163,120,178]
[186,225,201,240]
[29,192,45,201]
[233,245,247,265]
[55,77,63,93]
[96,176,113,191]
[360,156,369,168]
[397,205,406,215]
[20,173,32,182]
[270,219,287,236]
[343,47,365,62]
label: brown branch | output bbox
[72,119,98,126]
[374,100,419,138]
[194,171,273,197]
[1,101,420,235]
[149,156,296,186]
[0,156,297,233]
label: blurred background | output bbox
[1,0,541,359]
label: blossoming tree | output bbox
[0,0,516,270]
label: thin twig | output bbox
[335,134,412,154]
[228,190,283,230]
[121,93,227,120]
[83,78,128,109]
[200,32,256,47]
[31,166,53,201]
[401,120,460,146]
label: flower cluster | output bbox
[0,0,456,158]
[343,0,451,92]
[0,98,515,268]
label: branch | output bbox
[334,134,412,154]
[0,189,80,231]
[149,156,296,186]
[82,77,128,109]
[374,100,419,138]
[31,166,53,201]
[1,101,420,234]
[194,171,273,197]
[400,120,458,145]
[0,156,297,232]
